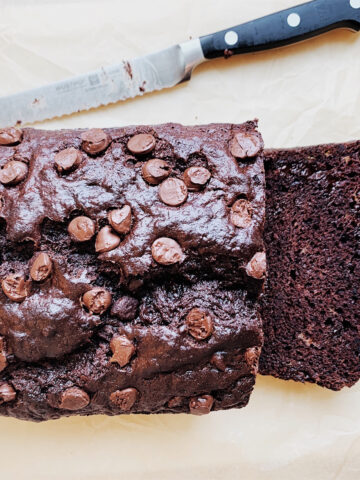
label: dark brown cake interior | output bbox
[260,142,360,391]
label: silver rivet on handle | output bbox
[287,13,301,27]
[224,30,239,46]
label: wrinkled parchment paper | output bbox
[0,1,359,478]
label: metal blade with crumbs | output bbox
[0,42,204,127]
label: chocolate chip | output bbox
[0,337,7,372]
[151,237,184,265]
[142,159,171,185]
[81,129,111,155]
[0,127,22,145]
[54,147,82,174]
[158,178,188,206]
[0,160,28,186]
[30,253,52,282]
[82,287,112,314]
[167,396,184,408]
[128,278,143,292]
[246,252,266,279]
[110,334,135,367]
[111,296,139,321]
[230,199,253,228]
[108,206,132,235]
[1,273,29,302]
[186,308,214,340]
[0,382,16,404]
[109,388,138,411]
[95,225,121,253]
[127,133,156,155]
[59,387,90,410]
[68,216,95,242]
[230,131,263,159]
[183,167,211,191]
[189,395,214,415]
[210,352,226,371]
[244,347,260,374]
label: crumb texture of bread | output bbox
[260,142,360,391]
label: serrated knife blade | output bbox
[0,40,205,127]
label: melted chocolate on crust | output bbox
[0,122,265,421]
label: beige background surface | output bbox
[0,0,359,478]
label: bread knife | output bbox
[0,0,359,126]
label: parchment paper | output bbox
[0,1,359,479]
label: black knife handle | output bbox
[200,0,360,59]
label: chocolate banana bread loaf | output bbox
[0,123,265,421]
[260,142,360,391]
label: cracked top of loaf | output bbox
[0,122,265,420]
